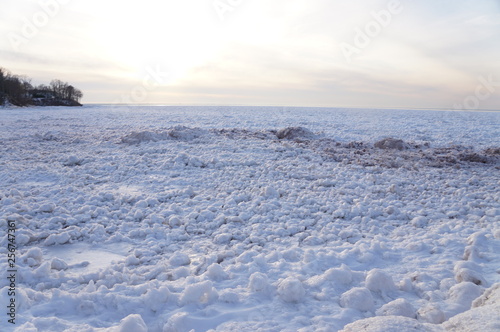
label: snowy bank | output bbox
[0,105,498,331]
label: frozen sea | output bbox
[0,105,499,332]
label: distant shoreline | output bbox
[81,103,500,113]
[1,67,83,107]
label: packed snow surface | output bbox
[0,105,499,332]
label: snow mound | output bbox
[276,127,316,140]
[344,283,500,331]
[180,280,218,305]
[44,232,71,245]
[340,287,374,312]
[213,128,276,140]
[376,298,416,318]
[277,277,306,303]
[448,282,483,309]
[35,131,68,142]
[324,266,353,285]
[374,138,406,150]
[167,126,208,140]
[411,216,428,228]
[443,283,500,331]
[63,155,85,166]
[121,131,160,144]
[417,305,446,324]
[169,253,191,267]
[340,315,439,332]
[3,106,499,331]
[38,202,56,213]
[50,257,68,271]
[455,268,486,286]
[205,263,228,281]
[249,272,270,292]
[365,269,396,293]
[114,314,148,332]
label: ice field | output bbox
[0,105,499,331]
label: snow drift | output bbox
[0,105,498,332]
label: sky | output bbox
[1,0,499,109]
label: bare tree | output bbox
[74,89,83,103]
[0,67,5,105]
[1,68,83,106]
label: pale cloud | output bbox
[1,0,498,109]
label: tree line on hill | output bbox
[0,67,83,107]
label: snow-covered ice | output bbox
[0,105,499,331]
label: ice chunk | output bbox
[376,298,416,318]
[23,248,44,265]
[85,280,96,293]
[33,261,51,278]
[180,280,218,305]
[340,287,374,312]
[467,231,489,246]
[262,186,279,199]
[135,200,149,209]
[64,155,84,166]
[44,232,71,245]
[340,315,437,332]
[168,216,182,227]
[324,266,353,285]
[249,272,270,292]
[444,283,500,332]
[39,203,56,213]
[278,277,306,303]
[163,312,189,332]
[410,216,428,228]
[462,245,481,261]
[365,269,396,293]
[117,314,148,332]
[219,290,240,303]
[214,233,233,244]
[169,253,191,267]
[51,258,68,271]
[206,263,228,281]
[374,138,405,150]
[417,304,445,324]
[125,255,140,266]
[448,282,483,308]
[276,127,316,140]
[493,229,500,239]
[172,267,190,280]
[167,126,207,140]
[144,286,171,312]
[121,131,159,144]
[455,268,486,286]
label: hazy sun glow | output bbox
[1,0,499,109]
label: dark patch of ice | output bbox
[276,127,316,140]
[213,128,275,140]
[167,126,208,140]
[374,138,406,150]
[459,153,489,164]
[120,131,160,144]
